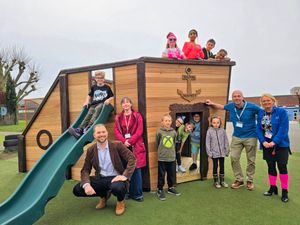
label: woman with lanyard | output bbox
[257,93,291,202]
[114,96,146,201]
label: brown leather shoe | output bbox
[247,181,254,191]
[231,180,244,189]
[95,192,111,209]
[95,197,107,209]
[115,200,125,216]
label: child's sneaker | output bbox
[221,181,229,188]
[214,182,221,189]
[178,165,186,173]
[157,189,166,200]
[83,125,91,134]
[68,127,83,139]
[219,175,228,188]
[189,163,197,171]
[167,187,181,196]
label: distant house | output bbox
[228,95,300,121]
[18,98,44,122]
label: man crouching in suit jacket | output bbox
[73,124,136,216]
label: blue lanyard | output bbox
[234,102,247,121]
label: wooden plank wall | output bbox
[114,65,138,112]
[25,84,61,170]
[68,72,90,123]
[145,63,230,190]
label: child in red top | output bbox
[182,29,204,59]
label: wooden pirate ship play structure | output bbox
[18,57,235,191]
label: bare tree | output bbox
[0,47,40,103]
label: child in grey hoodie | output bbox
[156,114,181,200]
[206,115,230,188]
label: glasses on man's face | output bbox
[169,38,176,42]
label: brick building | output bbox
[18,98,43,122]
[244,95,300,121]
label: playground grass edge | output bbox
[1,151,300,225]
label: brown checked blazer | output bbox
[80,140,136,186]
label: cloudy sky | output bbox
[1,0,300,98]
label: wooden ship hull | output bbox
[18,57,235,191]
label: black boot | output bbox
[219,174,228,188]
[213,174,221,188]
[263,185,278,196]
[281,189,289,203]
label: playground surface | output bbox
[1,151,299,225]
[0,117,299,225]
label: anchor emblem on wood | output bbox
[177,67,201,102]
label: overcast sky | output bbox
[1,0,300,98]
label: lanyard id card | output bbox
[264,130,272,139]
[125,133,131,139]
[236,121,243,128]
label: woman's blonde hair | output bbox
[260,93,278,106]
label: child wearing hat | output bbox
[162,32,185,59]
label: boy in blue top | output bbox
[189,113,201,171]
[206,90,261,190]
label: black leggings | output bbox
[266,160,288,176]
[212,157,225,175]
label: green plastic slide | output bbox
[0,104,114,225]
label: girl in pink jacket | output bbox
[162,32,185,59]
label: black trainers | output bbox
[132,197,144,202]
[157,189,166,201]
[189,163,197,171]
[167,187,181,196]
[281,189,289,203]
[68,127,83,139]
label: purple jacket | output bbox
[206,127,229,158]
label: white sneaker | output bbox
[178,165,186,173]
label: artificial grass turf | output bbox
[0,134,4,146]
[1,151,299,225]
[0,120,26,133]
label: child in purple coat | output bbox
[206,116,230,188]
